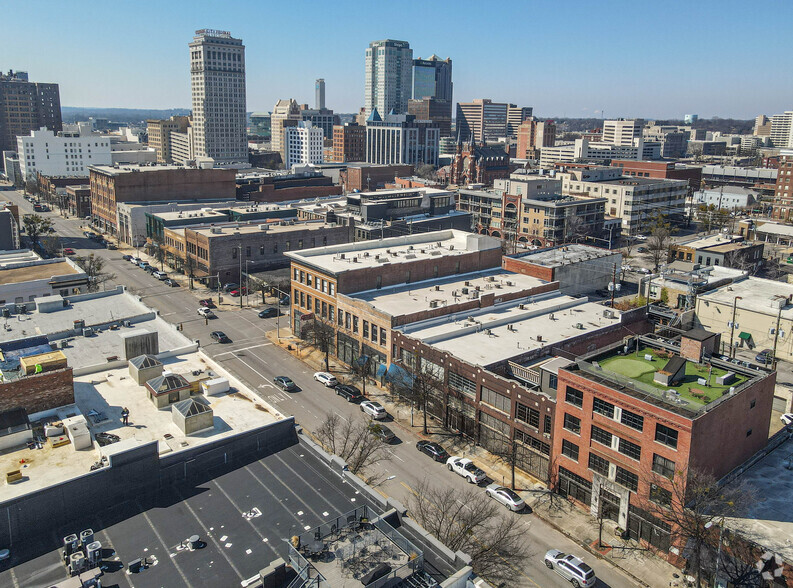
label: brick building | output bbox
[391,294,649,482]
[671,234,764,271]
[516,118,556,159]
[407,97,452,137]
[285,230,503,356]
[88,165,237,235]
[771,150,793,221]
[162,220,352,283]
[37,173,85,206]
[340,163,414,192]
[65,185,91,218]
[448,136,511,187]
[331,123,366,163]
[552,332,775,559]
[0,367,74,415]
[610,160,702,190]
[0,70,62,153]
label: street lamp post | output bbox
[705,519,725,588]
[729,295,743,358]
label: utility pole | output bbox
[729,295,743,358]
[611,263,617,308]
[772,303,783,369]
[238,243,243,309]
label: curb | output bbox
[531,509,651,588]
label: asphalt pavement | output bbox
[1,183,654,587]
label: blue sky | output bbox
[3,0,790,118]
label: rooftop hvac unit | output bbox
[363,252,369,257]
[339,253,346,259]
[258,224,269,231]
[434,285,440,291]
[83,327,94,337]
[63,534,79,557]
[486,329,493,336]
[429,300,438,308]
[549,313,555,320]
[452,290,459,297]
[465,281,471,286]
[486,276,494,282]
[519,304,525,310]
[59,339,68,348]
[449,245,454,250]
[86,541,102,567]
[575,323,584,329]
[80,529,94,546]
[122,320,131,327]
[69,552,86,575]
[507,324,515,332]
[536,334,543,342]
[603,309,614,319]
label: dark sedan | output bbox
[335,384,363,403]
[258,307,282,318]
[210,331,230,343]
[416,440,449,462]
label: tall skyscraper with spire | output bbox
[189,29,247,164]
[364,40,412,117]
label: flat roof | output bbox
[0,249,40,268]
[0,352,284,502]
[678,234,743,249]
[651,265,746,289]
[350,187,452,198]
[348,269,551,317]
[698,277,793,318]
[0,439,387,588]
[728,435,793,562]
[572,339,757,416]
[286,230,501,275]
[89,164,188,175]
[509,244,617,267]
[155,209,228,222]
[190,220,338,238]
[0,259,80,285]
[397,293,622,367]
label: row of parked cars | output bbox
[123,255,179,287]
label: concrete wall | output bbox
[0,367,74,414]
[0,417,297,546]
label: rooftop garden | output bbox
[598,347,748,409]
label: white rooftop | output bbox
[0,249,41,268]
[697,277,793,318]
[651,265,747,289]
[285,230,501,275]
[509,244,617,268]
[0,352,284,501]
[397,292,622,366]
[348,270,551,317]
[678,233,744,249]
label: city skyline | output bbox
[2,0,791,119]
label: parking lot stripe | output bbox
[170,487,246,581]
[211,478,273,549]
[139,509,192,585]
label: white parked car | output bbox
[152,270,168,280]
[781,413,793,426]
[544,549,597,587]
[446,456,487,484]
[360,400,387,420]
[485,483,525,511]
[313,371,338,387]
[197,307,214,318]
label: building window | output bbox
[563,413,581,435]
[619,437,642,461]
[593,397,615,419]
[544,414,552,433]
[588,453,610,476]
[246,246,251,257]
[615,466,639,492]
[652,454,676,479]
[449,371,476,398]
[232,248,238,259]
[649,483,672,507]
[363,321,369,338]
[565,387,584,408]
[516,403,540,428]
[481,386,511,414]
[562,439,579,462]
[352,316,359,333]
[621,408,644,431]
[655,424,678,449]
[591,425,613,447]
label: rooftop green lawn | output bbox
[598,347,748,408]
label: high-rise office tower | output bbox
[271,99,302,160]
[412,55,452,102]
[315,79,325,110]
[364,40,413,117]
[189,29,247,164]
[602,119,644,146]
[456,99,533,142]
[770,111,793,148]
[0,70,62,153]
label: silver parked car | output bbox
[544,550,597,587]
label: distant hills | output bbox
[61,106,191,124]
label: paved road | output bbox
[2,183,646,587]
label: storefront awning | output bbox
[376,363,387,377]
[385,363,413,389]
[738,331,752,340]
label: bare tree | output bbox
[645,467,754,588]
[392,361,444,435]
[39,235,62,258]
[306,317,335,370]
[74,253,117,292]
[183,254,196,289]
[314,414,390,478]
[415,163,437,181]
[408,478,532,586]
[349,354,377,397]
[647,226,673,272]
[24,176,40,198]
[22,214,54,250]
[148,235,166,270]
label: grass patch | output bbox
[599,348,747,408]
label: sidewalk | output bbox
[266,334,683,587]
